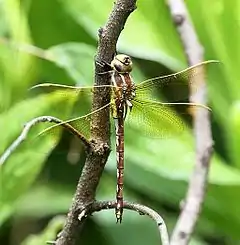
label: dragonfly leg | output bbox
[95,59,112,69]
[97,70,114,75]
[96,59,114,75]
[115,201,123,223]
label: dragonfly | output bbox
[30,54,218,223]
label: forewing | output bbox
[135,60,220,102]
[24,83,112,156]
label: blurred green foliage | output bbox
[0,0,240,245]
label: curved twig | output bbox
[0,116,91,165]
[90,201,170,245]
[166,1,214,245]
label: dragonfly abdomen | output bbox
[114,116,124,223]
[110,55,137,223]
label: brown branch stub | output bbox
[90,201,170,245]
[55,1,137,245]
[167,1,214,245]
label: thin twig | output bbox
[55,1,137,244]
[90,201,169,245]
[0,116,91,165]
[166,1,214,245]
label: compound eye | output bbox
[124,57,130,65]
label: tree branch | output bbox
[166,1,214,245]
[90,201,169,245]
[55,1,137,244]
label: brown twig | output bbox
[55,1,137,244]
[90,201,170,245]
[166,1,214,245]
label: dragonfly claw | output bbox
[115,207,123,224]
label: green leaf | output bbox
[21,216,65,245]
[228,101,240,168]
[47,43,96,85]
[59,0,186,70]
[0,0,36,109]
[0,92,76,225]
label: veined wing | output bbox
[126,99,204,138]
[13,103,111,164]
[36,101,111,141]
[135,60,220,102]
[31,83,116,92]
[24,83,114,156]
[31,82,119,119]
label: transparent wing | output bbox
[22,100,111,164]
[30,82,117,123]
[135,60,220,102]
[31,83,115,116]
[36,101,111,141]
[126,99,204,138]
[24,83,113,156]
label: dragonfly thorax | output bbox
[111,70,136,103]
[111,57,136,119]
[111,54,136,102]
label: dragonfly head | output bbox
[111,54,133,73]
